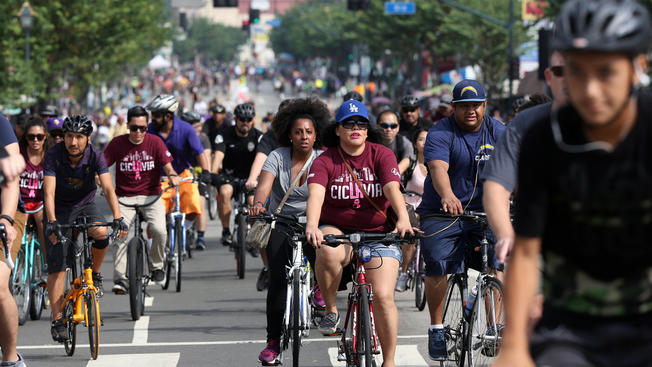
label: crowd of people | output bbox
[0,1,651,366]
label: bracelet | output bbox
[254,201,265,206]
[0,215,14,226]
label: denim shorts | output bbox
[318,225,402,263]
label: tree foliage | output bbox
[173,17,247,64]
[0,0,171,107]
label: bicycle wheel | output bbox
[30,244,45,320]
[236,214,246,279]
[208,185,218,220]
[442,275,465,367]
[467,276,504,367]
[162,230,171,290]
[85,289,101,360]
[128,237,144,321]
[63,300,77,356]
[175,218,183,292]
[415,253,427,311]
[358,286,374,367]
[292,268,301,367]
[186,227,194,259]
[13,247,30,325]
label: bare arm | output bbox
[397,157,410,175]
[427,159,462,214]
[382,181,414,237]
[0,142,23,245]
[305,183,326,248]
[245,152,268,190]
[483,179,514,263]
[98,172,122,220]
[162,163,179,187]
[211,151,224,173]
[248,170,275,216]
[196,151,210,172]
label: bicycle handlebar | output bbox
[298,232,421,247]
[55,220,117,245]
[0,223,14,270]
[249,212,307,224]
[422,210,488,223]
[118,185,175,208]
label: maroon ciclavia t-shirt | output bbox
[19,147,44,205]
[308,142,401,232]
[104,134,173,197]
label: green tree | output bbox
[173,17,247,64]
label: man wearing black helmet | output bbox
[203,104,227,152]
[212,103,263,246]
[496,1,652,366]
[42,114,128,342]
[398,95,433,140]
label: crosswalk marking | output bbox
[86,353,180,366]
[132,316,150,344]
[145,296,154,307]
[328,344,428,367]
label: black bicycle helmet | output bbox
[234,103,255,120]
[62,114,93,136]
[179,111,202,124]
[146,94,179,113]
[343,91,363,102]
[400,95,420,108]
[210,104,226,114]
[551,0,651,55]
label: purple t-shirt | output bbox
[43,142,109,209]
[147,117,204,173]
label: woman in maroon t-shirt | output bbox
[18,118,47,251]
[306,100,414,367]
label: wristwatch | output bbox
[0,214,14,226]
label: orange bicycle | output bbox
[55,215,115,360]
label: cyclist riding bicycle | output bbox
[416,79,505,361]
[146,95,211,222]
[42,114,128,343]
[211,103,263,246]
[305,99,415,367]
[45,117,64,149]
[398,95,433,141]
[495,1,652,366]
[249,97,327,365]
[104,106,180,293]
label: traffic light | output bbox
[213,0,238,7]
[347,0,371,10]
[249,8,261,24]
[242,19,249,32]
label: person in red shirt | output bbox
[305,100,415,367]
[104,106,180,292]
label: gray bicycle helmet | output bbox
[551,0,651,55]
[234,103,256,120]
[62,115,93,136]
[146,94,179,114]
[179,111,202,124]
[400,95,420,108]
[210,104,226,114]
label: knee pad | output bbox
[93,237,110,250]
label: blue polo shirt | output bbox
[148,116,204,174]
[0,115,18,213]
[417,115,505,214]
[43,142,109,210]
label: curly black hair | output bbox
[19,116,48,149]
[272,97,331,148]
[321,123,382,148]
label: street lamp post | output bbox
[18,2,35,68]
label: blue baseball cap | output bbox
[452,80,486,103]
[335,100,369,123]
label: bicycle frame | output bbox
[168,181,188,257]
[284,234,311,337]
[15,206,45,290]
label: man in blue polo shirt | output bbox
[43,115,128,343]
[416,80,505,361]
[146,95,211,220]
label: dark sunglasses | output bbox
[129,125,148,133]
[549,65,563,77]
[379,123,398,129]
[50,131,63,139]
[151,112,165,119]
[238,118,253,123]
[27,134,45,141]
[401,107,418,113]
[340,119,369,130]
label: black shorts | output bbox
[43,203,106,273]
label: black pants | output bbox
[266,221,316,340]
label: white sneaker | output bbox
[395,272,409,292]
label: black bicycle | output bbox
[226,178,253,279]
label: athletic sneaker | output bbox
[318,312,340,334]
[221,229,232,247]
[248,245,260,257]
[312,283,325,308]
[0,352,26,367]
[112,280,128,295]
[258,338,280,365]
[481,324,504,357]
[256,267,269,291]
[92,271,104,297]
[428,328,447,361]
[51,318,68,342]
[395,272,409,292]
[195,237,206,250]
[151,269,165,284]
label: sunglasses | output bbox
[401,107,418,113]
[129,125,148,133]
[50,131,63,139]
[238,118,253,123]
[550,65,563,77]
[379,123,398,129]
[151,112,165,119]
[340,119,369,130]
[27,134,45,141]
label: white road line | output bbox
[145,296,154,307]
[86,353,180,367]
[328,345,428,367]
[132,316,150,344]
[18,334,428,350]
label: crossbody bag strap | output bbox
[337,146,388,219]
[274,150,315,214]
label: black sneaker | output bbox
[248,245,260,257]
[92,272,104,298]
[196,237,206,251]
[112,280,128,295]
[151,269,165,284]
[221,232,232,247]
[256,267,269,291]
[51,319,68,342]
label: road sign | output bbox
[266,19,281,27]
[251,0,270,10]
[384,2,416,15]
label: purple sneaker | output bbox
[258,339,280,365]
[312,283,325,308]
